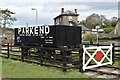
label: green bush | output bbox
[83,33,97,44]
[103,27,114,34]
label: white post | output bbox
[97,28,98,44]
[31,8,38,26]
[96,25,100,44]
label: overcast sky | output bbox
[0,0,119,28]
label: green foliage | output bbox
[0,8,17,28]
[102,19,111,28]
[103,27,114,34]
[83,33,97,42]
[79,20,87,26]
[111,17,118,27]
[79,13,117,29]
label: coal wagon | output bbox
[15,25,82,48]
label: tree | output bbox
[0,9,17,28]
[111,17,117,27]
[79,20,86,26]
[0,9,17,36]
[102,19,111,28]
[85,13,107,29]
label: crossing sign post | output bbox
[92,25,103,44]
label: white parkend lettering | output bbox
[26,27,29,34]
[39,26,44,34]
[17,26,50,36]
[18,28,21,34]
[22,28,25,34]
[45,26,50,35]
[34,27,38,35]
[30,27,34,34]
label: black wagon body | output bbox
[14,25,82,48]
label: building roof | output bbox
[54,10,79,19]
[78,24,90,31]
[108,20,120,37]
[114,20,120,36]
[64,10,76,15]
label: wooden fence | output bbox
[1,43,120,72]
[1,44,83,72]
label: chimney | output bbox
[75,9,77,14]
[61,8,64,13]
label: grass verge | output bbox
[2,57,94,78]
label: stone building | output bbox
[54,8,91,36]
[54,8,79,26]
[108,20,120,37]
[114,20,120,36]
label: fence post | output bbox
[112,43,115,64]
[21,44,24,62]
[79,44,83,73]
[10,43,12,51]
[48,50,52,62]
[62,46,68,72]
[7,43,10,58]
[53,50,56,64]
[40,47,43,66]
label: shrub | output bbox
[83,33,97,44]
[103,27,114,34]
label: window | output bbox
[68,16,72,21]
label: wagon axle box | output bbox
[14,25,82,48]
